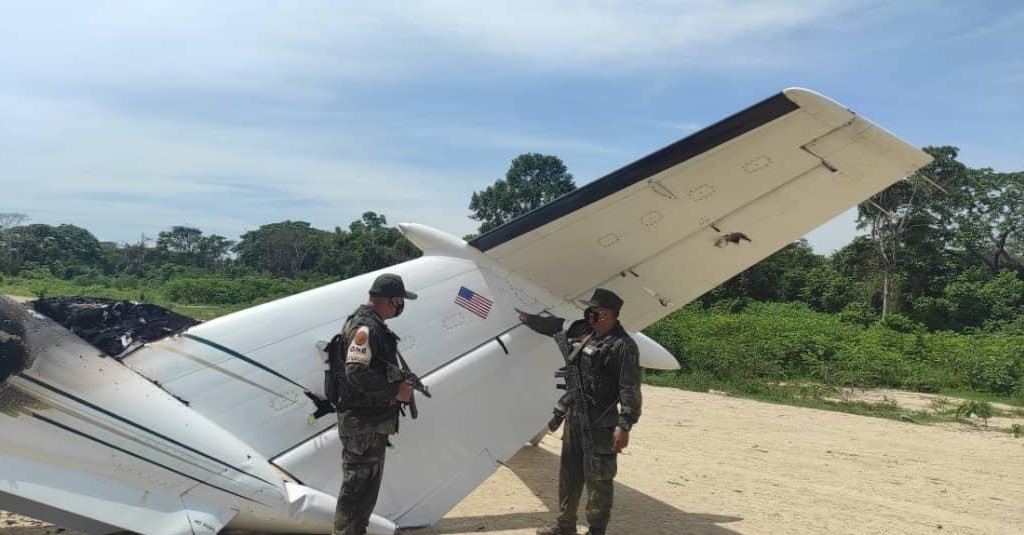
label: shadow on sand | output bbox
[405,444,742,534]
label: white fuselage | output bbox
[1,233,676,534]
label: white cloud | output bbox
[0,0,870,97]
[394,0,859,71]
[412,124,628,157]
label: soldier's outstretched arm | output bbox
[516,308,565,336]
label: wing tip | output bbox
[782,87,856,127]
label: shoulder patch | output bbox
[346,326,372,365]
[354,327,369,345]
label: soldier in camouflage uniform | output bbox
[332,273,417,535]
[520,288,642,535]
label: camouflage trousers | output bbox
[333,431,388,535]
[555,420,618,534]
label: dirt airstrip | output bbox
[2,385,1022,535]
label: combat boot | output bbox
[535,524,576,535]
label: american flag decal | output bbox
[455,286,493,319]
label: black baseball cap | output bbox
[369,273,417,299]
[579,288,623,315]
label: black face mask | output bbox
[584,307,602,324]
[390,298,405,318]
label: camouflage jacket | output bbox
[337,304,401,435]
[570,321,642,430]
[524,314,642,431]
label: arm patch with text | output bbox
[346,326,372,365]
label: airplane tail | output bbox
[1,88,934,535]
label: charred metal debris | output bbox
[31,297,199,358]
[0,308,27,384]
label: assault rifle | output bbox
[308,333,346,423]
[552,329,598,472]
[518,309,598,472]
[389,349,431,419]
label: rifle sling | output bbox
[566,333,592,363]
[395,348,412,373]
[563,333,619,427]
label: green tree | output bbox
[468,153,576,234]
[802,263,856,313]
[156,226,204,256]
[943,163,1024,278]
[856,147,951,317]
[154,226,235,270]
[832,237,884,312]
[109,234,155,277]
[708,240,825,303]
[234,221,330,278]
[0,213,28,231]
[3,223,105,276]
[0,213,29,273]
[319,212,420,278]
[196,234,235,271]
[932,269,1024,331]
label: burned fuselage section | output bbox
[0,301,28,386]
[0,293,302,534]
[0,296,51,415]
[1,295,198,388]
[31,297,199,358]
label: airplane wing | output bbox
[0,450,236,535]
[469,88,932,330]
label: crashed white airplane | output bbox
[0,88,931,535]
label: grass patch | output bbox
[167,303,247,321]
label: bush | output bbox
[161,275,326,305]
[644,302,1024,397]
[899,364,958,393]
[838,301,876,327]
[877,313,920,334]
[956,400,994,424]
[967,352,1021,395]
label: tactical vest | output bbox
[571,328,627,427]
[336,305,401,417]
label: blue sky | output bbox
[1,1,1021,255]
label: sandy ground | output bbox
[2,386,1022,535]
